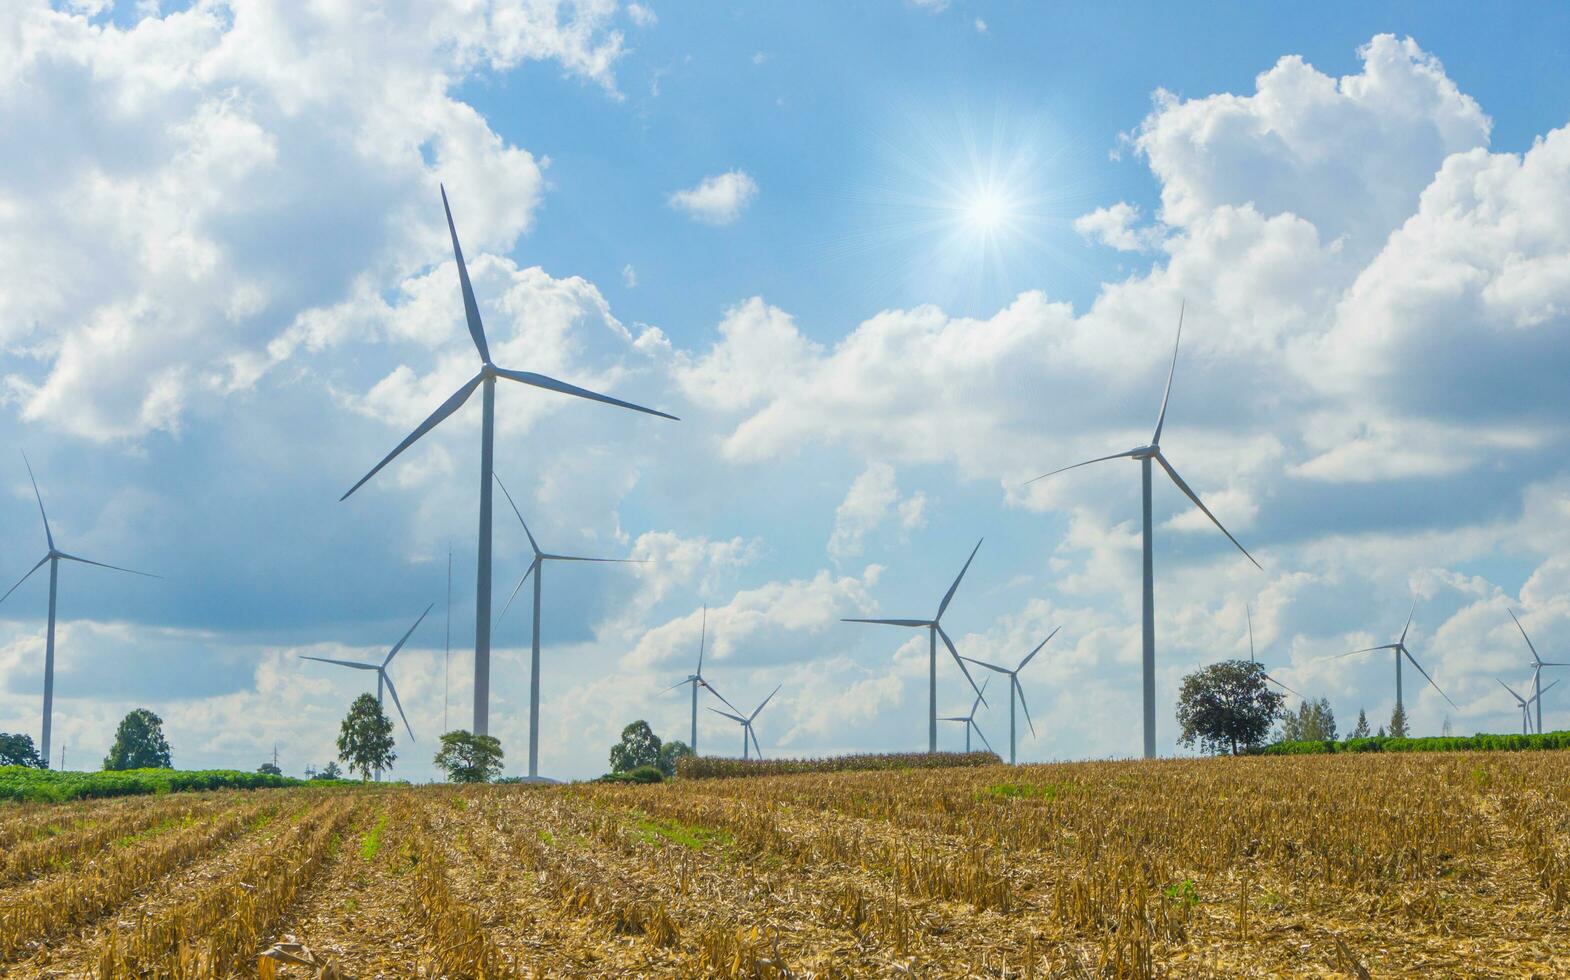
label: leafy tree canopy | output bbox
[337,693,395,781]
[657,739,694,777]
[1388,702,1409,739]
[434,730,505,783]
[0,732,45,769]
[1278,697,1338,742]
[1176,660,1284,756]
[103,709,173,771]
[1350,709,1371,739]
[257,761,282,776]
[610,720,661,773]
[311,760,343,780]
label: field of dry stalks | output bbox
[0,751,1566,978]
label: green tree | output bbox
[609,720,661,773]
[1350,708,1371,739]
[1176,660,1285,756]
[257,761,282,776]
[311,760,343,780]
[1388,702,1408,738]
[657,739,694,777]
[434,730,505,783]
[337,693,396,781]
[103,709,173,771]
[0,732,45,768]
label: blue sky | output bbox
[3,1,1570,779]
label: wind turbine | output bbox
[939,677,994,754]
[843,539,987,753]
[1331,604,1458,721]
[340,186,677,739]
[1507,610,1567,734]
[963,628,1058,764]
[301,604,429,780]
[493,474,646,779]
[1246,606,1304,700]
[1026,306,1259,759]
[1498,678,1557,735]
[1,454,159,767]
[662,605,738,754]
[708,685,781,759]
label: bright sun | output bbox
[965,189,1010,232]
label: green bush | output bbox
[1259,730,1570,756]
[596,765,664,784]
[677,750,1000,781]
[0,766,352,803]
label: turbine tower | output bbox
[1508,610,1567,734]
[708,684,781,759]
[1331,604,1458,720]
[1,454,159,766]
[301,604,429,780]
[494,474,645,778]
[939,677,994,754]
[843,539,987,753]
[1498,678,1557,735]
[1247,606,1305,700]
[963,628,1058,764]
[1027,306,1259,758]
[340,186,677,738]
[662,605,738,754]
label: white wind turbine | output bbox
[843,539,987,753]
[963,628,1058,764]
[1,454,159,767]
[662,606,738,755]
[1330,604,1458,722]
[1027,306,1259,758]
[301,604,430,781]
[493,473,646,779]
[1507,610,1567,734]
[939,677,994,754]
[709,685,781,760]
[1498,678,1557,735]
[340,186,677,739]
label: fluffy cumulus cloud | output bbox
[9,25,1570,777]
[666,170,759,225]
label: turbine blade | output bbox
[492,366,678,421]
[55,553,160,579]
[546,555,646,564]
[1542,678,1561,697]
[493,473,542,556]
[1151,300,1185,445]
[750,726,763,759]
[939,626,986,704]
[700,682,741,715]
[1508,609,1544,666]
[494,559,538,627]
[698,605,706,674]
[1497,678,1526,705]
[706,706,746,723]
[1400,602,1416,646]
[750,684,782,721]
[938,715,968,723]
[936,538,983,620]
[381,671,416,741]
[842,618,930,628]
[384,603,433,667]
[341,373,483,500]
[971,721,995,755]
[1247,605,1256,662]
[0,555,49,607]
[1018,626,1060,671]
[1328,644,1399,660]
[441,185,490,365]
[1263,672,1305,700]
[1025,448,1143,485]
[1016,678,1037,739]
[661,678,693,694]
[961,656,1013,676]
[1403,646,1458,710]
[300,656,379,671]
[20,451,53,551]
[1154,452,1260,570]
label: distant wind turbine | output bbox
[662,605,738,754]
[339,186,677,739]
[963,628,1058,764]
[301,604,430,780]
[939,677,994,754]
[843,539,987,753]
[494,474,646,779]
[1330,604,1458,720]
[1027,305,1260,758]
[1498,678,1557,735]
[1507,610,1567,734]
[1246,606,1304,700]
[709,685,781,759]
[0,453,159,767]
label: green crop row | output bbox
[1259,731,1570,756]
[0,766,355,803]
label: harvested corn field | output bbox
[2,752,1568,978]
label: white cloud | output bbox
[626,3,657,27]
[974,18,987,34]
[1074,202,1163,252]
[827,462,928,560]
[621,263,637,288]
[667,170,759,226]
